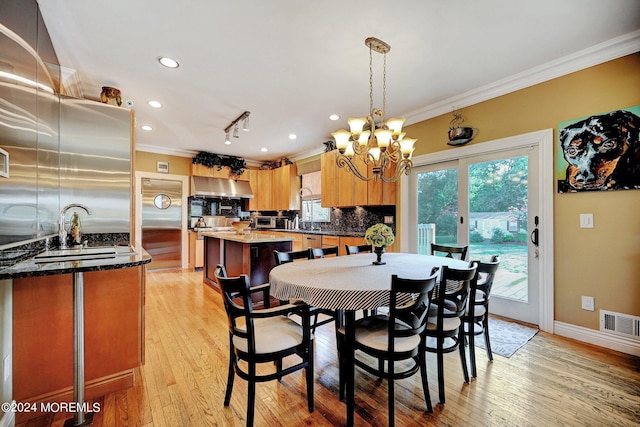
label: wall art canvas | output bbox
[557,105,640,193]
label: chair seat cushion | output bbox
[234,316,307,354]
[339,315,420,353]
[466,305,487,317]
[426,315,461,332]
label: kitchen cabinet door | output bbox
[273,164,299,211]
[257,169,273,211]
[339,236,366,256]
[321,151,338,208]
[248,169,259,211]
[367,161,396,205]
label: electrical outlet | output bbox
[359,219,364,227]
[384,216,394,224]
[581,296,595,311]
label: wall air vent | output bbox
[600,310,640,341]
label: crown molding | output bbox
[137,31,639,163]
[404,30,640,125]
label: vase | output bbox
[373,246,385,265]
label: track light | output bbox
[223,111,251,144]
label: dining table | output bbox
[269,251,469,426]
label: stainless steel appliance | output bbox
[255,216,277,228]
[141,178,182,270]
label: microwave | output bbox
[255,216,277,228]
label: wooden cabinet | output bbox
[257,169,273,211]
[277,231,304,251]
[321,150,339,208]
[190,164,250,181]
[273,164,300,211]
[248,165,299,211]
[13,266,145,408]
[188,231,204,270]
[339,236,367,256]
[321,234,340,248]
[321,150,395,207]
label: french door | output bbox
[410,146,541,324]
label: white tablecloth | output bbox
[269,252,468,311]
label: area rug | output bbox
[473,317,539,358]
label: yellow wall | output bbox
[135,151,192,176]
[404,53,640,330]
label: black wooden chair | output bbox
[273,249,335,332]
[430,243,469,260]
[215,265,314,426]
[464,255,500,377]
[345,244,373,255]
[425,262,478,404]
[310,245,339,259]
[337,270,439,424]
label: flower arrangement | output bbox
[365,223,395,248]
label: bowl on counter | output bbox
[231,221,251,235]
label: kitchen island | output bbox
[202,232,293,299]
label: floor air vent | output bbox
[600,310,640,341]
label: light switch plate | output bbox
[581,296,595,311]
[580,213,594,228]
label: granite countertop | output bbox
[264,228,366,238]
[0,243,151,280]
[202,231,294,243]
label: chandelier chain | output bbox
[383,51,387,121]
[369,43,374,117]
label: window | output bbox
[301,199,330,222]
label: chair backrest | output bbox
[345,244,373,255]
[310,246,339,259]
[430,243,468,260]
[470,255,500,305]
[434,262,478,321]
[215,270,257,351]
[273,248,313,265]
[388,271,439,347]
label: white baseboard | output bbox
[554,321,640,357]
[0,401,15,427]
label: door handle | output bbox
[530,216,539,247]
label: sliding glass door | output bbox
[411,146,540,324]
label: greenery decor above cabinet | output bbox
[321,150,395,207]
[190,164,250,181]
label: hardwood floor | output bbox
[17,269,640,427]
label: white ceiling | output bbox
[37,0,640,164]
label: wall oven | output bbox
[254,216,277,228]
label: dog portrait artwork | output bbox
[558,108,640,193]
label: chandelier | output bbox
[332,37,416,182]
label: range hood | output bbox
[190,176,254,198]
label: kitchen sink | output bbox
[34,245,136,263]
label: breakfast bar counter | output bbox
[3,244,151,424]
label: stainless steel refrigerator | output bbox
[141,178,182,270]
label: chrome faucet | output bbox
[59,204,92,249]
[299,187,317,231]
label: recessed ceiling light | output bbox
[225,140,231,145]
[148,100,162,108]
[158,57,179,68]
[141,125,153,131]
[288,134,297,140]
[261,147,268,152]
[329,114,340,121]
